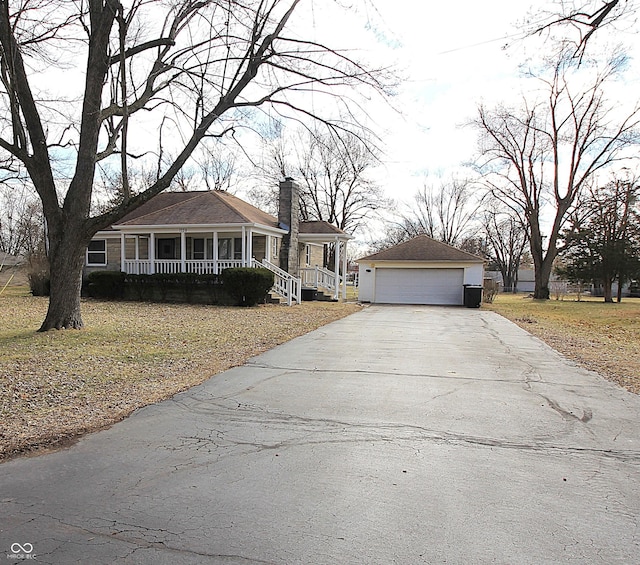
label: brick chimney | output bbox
[278,177,300,276]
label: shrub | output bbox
[222,267,274,306]
[123,273,227,304]
[86,270,126,299]
[27,252,50,296]
[482,279,499,304]
[28,271,50,296]
[125,274,153,301]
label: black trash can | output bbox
[301,288,317,301]
[463,285,483,308]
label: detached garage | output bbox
[357,235,484,306]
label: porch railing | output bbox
[123,259,245,275]
[256,259,302,306]
[300,266,341,293]
[122,258,301,305]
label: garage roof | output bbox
[358,235,484,263]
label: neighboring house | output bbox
[85,179,352,303]
[485,269,559,294]
[356,235,485,305]
[0,251,24,268]
[0,251,25,286]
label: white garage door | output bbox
[374,268,464,305]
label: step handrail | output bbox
[256,259,302,305]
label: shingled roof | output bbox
[299,220,350,237]
[115,191,279,228]
[358,235,484,263]
[113,191,352,239]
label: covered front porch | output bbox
[112,226,303,305]
[117,226,281,276]
[298,230,352,301]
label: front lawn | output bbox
[0,288,361,461]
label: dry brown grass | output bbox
[486,294,640,394]
[0,288,361,461]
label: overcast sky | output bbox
[301,0,640,210]
[365,1,530,185]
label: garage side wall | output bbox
[358,262,376,302]
[463,264,484,286]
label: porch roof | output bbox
[113,190,284,234]
[299,221,353,242]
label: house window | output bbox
[192,238,205,260]
[87,239,107,265]
[157,238,176,259]
[271,237,278,260]
[234,237,243,260]
[218,238,232,259]
[305,244,311,266]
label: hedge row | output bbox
[85,268,275,307]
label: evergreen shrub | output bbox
[86,270,126,299]
[222,267,274,306]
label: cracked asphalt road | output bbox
[1,305,639,564]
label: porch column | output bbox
[246,228,253,266]
[333,236,340,300]
[212,231,218,273]
[342,240,348,300]
[241,226,247,266]
[120,233,126,273]
[149,232,156,274]
[135,236,140,261]
[180,229,187,273]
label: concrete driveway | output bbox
[1,305,639,564]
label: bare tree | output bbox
[250,125,388,233]
[400,177,483,246]
[372,176,483,253]
[530,1,634,59]
[196,141,239,193]
[482,202,529,293]
[0,0,389,330]
[296,129,387,232]
[473,48,640,298]
[0,180,43,257]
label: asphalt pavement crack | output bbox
[541,394,593,423]
[171,404,640,463]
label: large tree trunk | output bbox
[602,277,614,303]
[533,272,551,299]
[527,212,549,299]
[532,252,555,299]
[39,231,88,331]
[501,268,515,292]
[617,280,623,303]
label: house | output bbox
[356,235,485,305]
[0,251,26,286]
[0,251,24,268]
[485,269,558,294]
[85,179,352,304]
